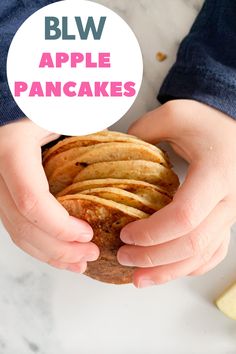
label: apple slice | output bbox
[216,282,236,320]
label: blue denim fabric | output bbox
[0,0,56,125]
[158,0,236,119]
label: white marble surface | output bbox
[1,0,236,353]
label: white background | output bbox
[7,0,143,135]
[1,0,236,353]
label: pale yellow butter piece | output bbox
[216,283,236,320]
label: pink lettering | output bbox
[46,82,61,96]
[56,53,69,67]
[29,82,44,97]
[63,82,76,97]
[124,82,136,97]
[110,82,122,96]
[78,82,93,96]
[15,82,28,96]
[39,53,54,68]
[71,53,84,67]
[95,82,109,96]
[99,53,111,68]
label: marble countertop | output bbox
[1,1,236,353]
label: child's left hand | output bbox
[117,100,236,288]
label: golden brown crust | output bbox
[46,142,171,195]
[44,131,179,285]
[79,187,167,214]
[74,160,179,194]
[58,195,146,284]
[43,131,168,166]
[57,178,173,198]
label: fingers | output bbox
[128,104,175,143]
[133,232,229,288]
[0,211,92,273]
[1,205,98,264]
[118,236,193,268]
[21,228,98,264]
[0,179,99,267]
[0,146,93,242]
[128,100,215,144]
[66,263,88,273]
[189,236,230,276]
[118,200,231,268]
[16,238,88,273]
[121,164,226,247]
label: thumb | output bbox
[128,103,178,144]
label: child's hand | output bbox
[118,100,236,288]
[0,119,99,272]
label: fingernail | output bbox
[84,253,98,262]
[79,233,93,242]
[67,263,87,274]
[120,230,134,244]
[138,278,156,288]
[70,217,93,241]
[118,252,134,266]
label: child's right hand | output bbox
[0,118,99,272]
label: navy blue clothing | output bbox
[0,0,56,125]
[158,0,236,119]
[0,0,236,126]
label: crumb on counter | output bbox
[156,52,167,62]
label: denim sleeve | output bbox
[0,0,55,126]
[158,0,236,120]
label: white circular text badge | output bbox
[7,0,143,136]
